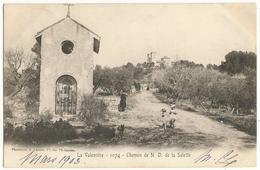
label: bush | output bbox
[79,95,108,125]
[219,51,256,75]
[9,118,77,144]
[214,115,256,136]
[153,63,256,112]
[81,124,115,140]
[39,109,53,122]
[134,82,141,92]
[4,122,14,140]
[93,63,145,95]
[226,115,256,136]
[4,104,12,118]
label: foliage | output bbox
[219,51,256,75]
[3,67,16,96]
[217,115,256,136]
[153,63,256,112]
[206,64,219,70]
[113,66,134,94]
[79,95,108,124]
[93,62,145,95]
[4,45,41,114]
[4,49,39,96]
[5,118,77,144]
[172,60,204,68]
[39,109,54,122]
[93,65,114,94]
[80,124,116,140]
[4,122,14,140]
[134,81,141,92]
[4,104,12,118]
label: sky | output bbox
[4,4,256,67]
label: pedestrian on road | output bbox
[118,90,127,112]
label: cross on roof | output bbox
[65,4,74,18]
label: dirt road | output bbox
[105,90,255,149]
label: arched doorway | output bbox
[55,75,77,115]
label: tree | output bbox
[173,60,204,68]
[4,67,17,96]
[93,65,103,94]
[219,51,256,75]
[93,66,115,94]
[23,42,41,113]
[113,66,134,94]
[153,60,256,112]
[93,62,144,95]
[206,64,218,70]
[124,62,135,71]
[133,66,144,80]
[4,43,41,113]
[4,49,28,97]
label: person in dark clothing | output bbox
[118,91,127,112]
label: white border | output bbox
[0,1,258,170]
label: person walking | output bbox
[118,91,127,112]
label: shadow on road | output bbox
[116,126,226,149]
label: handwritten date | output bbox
[19,151,81,167]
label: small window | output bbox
[93,38,100,53]
[61,40,74,54]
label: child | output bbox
[168,103,177,128]
[161,108,167,132]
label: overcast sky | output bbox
[4,4,256,67]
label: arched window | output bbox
[55,75,77,115]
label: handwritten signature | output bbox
[19,151,81,167]
[194,149,238,167]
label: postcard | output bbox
[3,3,257,168]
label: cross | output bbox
[65,4,74,18]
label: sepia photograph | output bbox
[2,2,257,168]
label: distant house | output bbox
[156,56,172,68]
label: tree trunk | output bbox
[9,85,23,98]
[230,107,235,114]
[200,102,208,112]
[236,103,239,115]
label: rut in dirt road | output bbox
[105,90,256,149]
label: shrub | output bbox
[11,118,77,144]
[134,82,141,92]
[80,124,115,140]
[4,104,12,118]
[93,63,145,95]
[214,115,256,136]
[153,64,256,112]
[39,109,53,122]
[4,122,14,140]
[79,95,108,125]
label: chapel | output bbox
[35,6,100,115]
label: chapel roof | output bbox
[34,16,100,40]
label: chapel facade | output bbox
[35,10,100,116]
